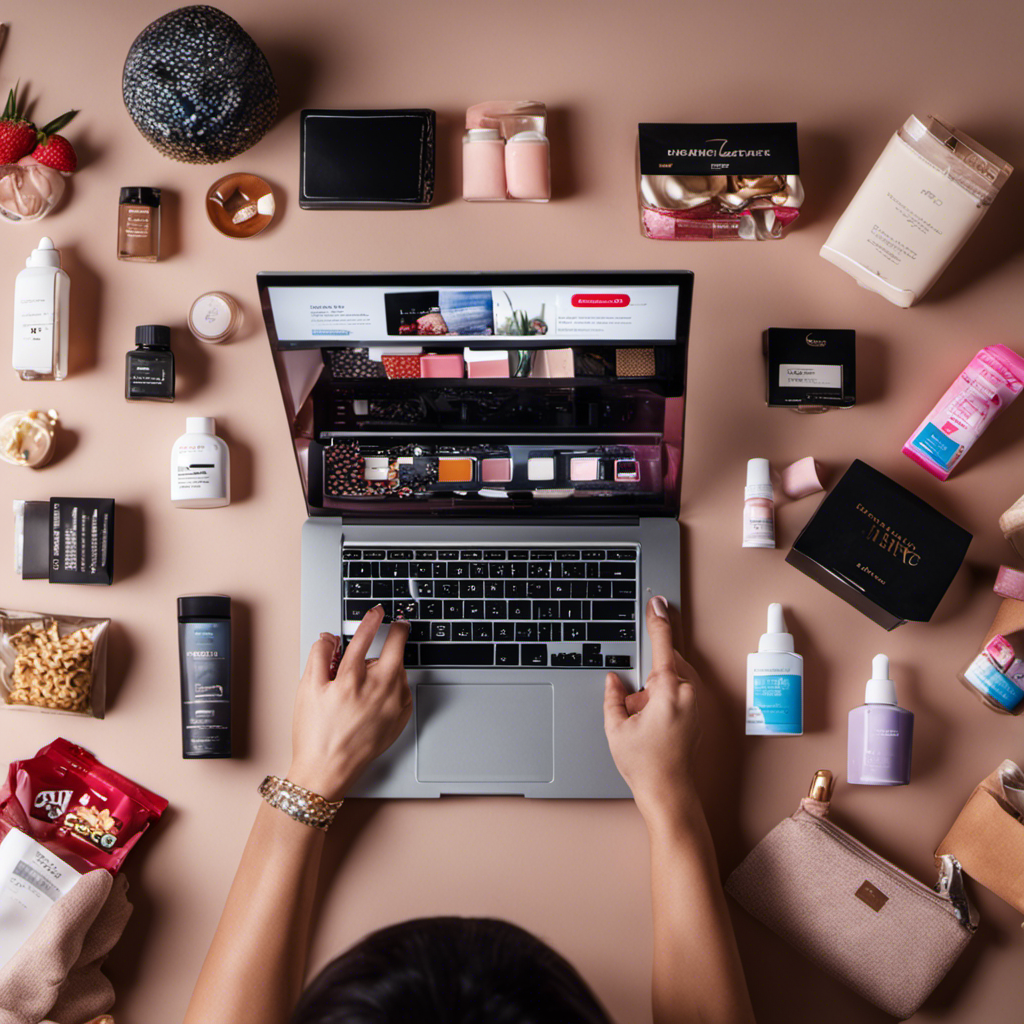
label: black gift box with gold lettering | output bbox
[786,460,970,629]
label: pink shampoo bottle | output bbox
[902,345,1024,480]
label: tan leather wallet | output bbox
[726,770,976,1020]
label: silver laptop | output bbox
[258,271,692,798]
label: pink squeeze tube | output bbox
[902,345,1024,480]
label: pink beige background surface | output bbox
[2,2,1024,1021]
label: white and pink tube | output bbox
[902,345,1024,480]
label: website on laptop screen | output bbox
[266,283,680,346]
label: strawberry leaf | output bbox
[38,109,78,139]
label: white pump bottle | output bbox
[12,237,70,381]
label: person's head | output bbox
[291,916,614,1024]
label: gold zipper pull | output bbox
[808,769,834,803]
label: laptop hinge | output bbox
[339,515,643,528]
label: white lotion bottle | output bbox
[746,603,803,735]
[12,237,70,381]
[171,417,230,508]
[742,457,775,548]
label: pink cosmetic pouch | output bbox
[726,770,976,1020]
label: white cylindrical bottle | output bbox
[171,417,230,508]
[742,457,775,548]
[12,237,70,381]
[746,603,803,735]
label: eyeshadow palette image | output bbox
[324,442,412,498]
[363,456,390,480]
[481,457,513,482]
[438,457,474,482]
[527,456,556,481]
[323,442,652,501]
[569,457,600,481]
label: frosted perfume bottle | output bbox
[821,115,1012,307]
[848,655,914,785]
[11,237,70,381]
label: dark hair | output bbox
[291,916,614,1024]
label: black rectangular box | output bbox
[18,498,115,585]
[299,109,435,209]
[786,460,970,629]
[639,122,800,176]
[764,327,856,409]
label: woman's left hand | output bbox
[288,606,412,800]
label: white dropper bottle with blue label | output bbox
[746,603,804,735]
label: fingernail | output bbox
[651,596,669,619]
[320,631,334,641]
[372,603,384,613]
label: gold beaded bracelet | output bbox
[258,775,343,831]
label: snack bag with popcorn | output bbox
[0,738,167,873]
[0,608,110,717]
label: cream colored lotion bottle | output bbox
[820,116,1011,307]
[12,237,70,381]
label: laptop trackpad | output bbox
[416,684,554,784]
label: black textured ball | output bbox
[122,5,279,164]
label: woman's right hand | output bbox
[603,596,702,831]
[287,605,412,801]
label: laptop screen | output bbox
[258,271,692,519]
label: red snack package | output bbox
[0,737,167,874]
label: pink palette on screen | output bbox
[420,353,465,378]
[481,457,512,483]
[465,348,510,378]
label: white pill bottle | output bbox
[171,417,231,508]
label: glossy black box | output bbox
[299,109,435,209]
[786,460,970,629]
[764,327,855,408]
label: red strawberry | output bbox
[31,108,78,173]
[0,84,37,163]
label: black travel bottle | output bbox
[125,324,175,401]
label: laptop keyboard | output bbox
[342,545,639,669]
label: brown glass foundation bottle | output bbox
[118,187,161,262]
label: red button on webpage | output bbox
[571,293,630,308]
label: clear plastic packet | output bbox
[0,608,109,718]
[638,122,802,240]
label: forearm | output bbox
[646,794,756,1024]
[184,796,326,1024]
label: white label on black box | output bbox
[779,363,842,390]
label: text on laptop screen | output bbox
[266,283,679,346]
